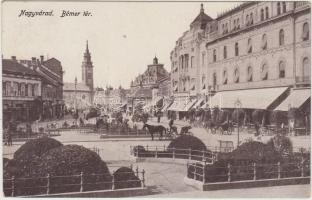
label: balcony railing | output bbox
[295,1,310,9]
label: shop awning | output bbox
[167,101,179,111]
[275,89,310,111]
[161,101,173,112]
[194,98,205,108]
[209,87,289,109]
[183,99,198,111]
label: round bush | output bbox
[228,141,280,164]
[5,145,111,196]
[113,167,141,189]
[168,135,207,151]
[13,137,63,163]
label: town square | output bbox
[1,1,311,198]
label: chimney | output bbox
[11,56,16,61]
[40,55,44,63]
[31,57,36,63]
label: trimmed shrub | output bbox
[133,145,145,156]
[267,135,293,158]
[168,135,207,151]
[113,167,141,189]
[168,135,208,160]
[5,145,111,196]
[13,137,63,163]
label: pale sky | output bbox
[2,1,241,89]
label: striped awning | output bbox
[209,87,289,109]
[275,89,310,111]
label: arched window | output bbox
[262,34,268,50]
[234,68,240,83]
[261,63,268,80]
[213,49,217,62]
[261,9,264,21]
[246,14,249,26]
[247,38,252,53]
[277,2,281,15]
[282,2,286,13]
[302,22,309,41]
[279,29,285,46]
[247,66,253,82]
[279,61,286,78]
[235,42,239,56]
[223,70,228,85]
[213,72,217,87]
[250,13,254,24]
[223,46,227,59]
[265,7,269,19]
[303,57,310,77]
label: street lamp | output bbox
[234,98,242,148]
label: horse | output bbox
[206,120,218,134]
[180,126,192,135]
[143,123,166,141]
[218,121,233,135]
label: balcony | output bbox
[295,1,310,9]
[217,78,295,91]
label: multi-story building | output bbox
[130,57,170,112]
[2,55,65,124]
[170,2,310,117]
[63,41,94,110]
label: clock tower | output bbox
[82,40,94,91]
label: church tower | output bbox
[82,40,94,91]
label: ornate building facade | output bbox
[2,55,65,124]
[63,41,94,110]
[170,2,310,114]
[129,57,170,111]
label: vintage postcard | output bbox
[1,0,311,198]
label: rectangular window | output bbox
[223,46,227,59]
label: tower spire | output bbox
[200,3,204,13]
[86,40,89,53]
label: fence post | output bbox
[164,145,166,151]
[227,163,231,182]
[253,163,256,181]
[188,148,191,160]
[137,145,139,157]
[141,169,145,188]
[277,162,281,179]
[203,162,206,184]
[146,145,149,151]
[46,174,50,195]
[202,150,205,162]
[11,176,15,197]
[301,157,304,177]
[194,164,197,180]
[136,166,139,177]
[112,172,115,190]
[80,172,84,192]
[155,146,158,158]
[173,147,175,159]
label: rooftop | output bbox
[63,82,91,92]
[2,59,41,77]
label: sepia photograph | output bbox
[1,0,311,198]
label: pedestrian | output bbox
[157,111,161,123]
[254,123,260,136]
[169,118,174,132]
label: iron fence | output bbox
[187,160,310,184]
[3,168,146,197]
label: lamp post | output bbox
[234,99,242,148]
